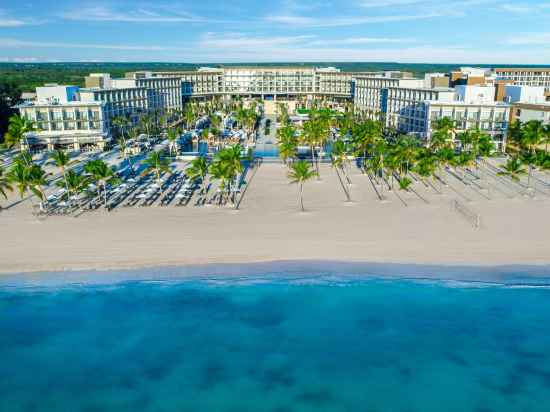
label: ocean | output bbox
[1,266,550,412]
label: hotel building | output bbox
[20,66,546,152]
[510,103,550,125]
[353,76,425,118]
[154,66,379,101]
[493,68,550,102]
[425,101,510,151]
[17,72,184,151]
[494,68,550,91]
[17,85,108,151]
[354,77,511,150]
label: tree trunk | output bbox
[335,167,350,201]
[127,156,135,176]
[299,182,304,212]
[62,168,70,201]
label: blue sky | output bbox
[0,0,549,64]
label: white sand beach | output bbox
[1,162,549,274]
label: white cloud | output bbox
[266,11,444,27]
[310,37,414,45]
[199,33,316,49]
[0,9,40,27]
[186,44,550,65]
[361,0,498,7]
[59,5,210,23]
[505,33,550,46]
[0,38,181,51]
[500,3,550,13]
[360,0,425,8]
[199,33,413,50]
[0,56,40,62]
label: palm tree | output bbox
[28,164,49,210]
[186,156,209,193]
[543,124,550,153]
[452,151,476,179]
[277,103,290,126]
[430,117,455,150]
[398,176,413,191]
[0,165,13,204]
[278,125,298,165]
[477,134,495,159]
[302,114,330,178]
[351,119,383,169]
[208,145,244,205]
[166,128,178,156]
[127,126,140,142]
[139,113,155,139]
[84,159,120,207]
[7,163,31,200]
[279,141,298,165]
[184,107,195,130]
[49,149,75,195]
[56,170,89,206]
[208,160,229,205]
[142,151,171,186]
[414,148,438,190]
[7,162,49,210]
[520,120,545,189]
[13,151,33,167]
[6,114,36,150]
[288,160,317,212]
[331,139,351,201]
[112,116,129,141]
[498,157,527,182]
[117,138,135,176]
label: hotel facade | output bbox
[16,66,549,151]
[354,77,511,150]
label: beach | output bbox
[1,162,549,275]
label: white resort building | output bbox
[15,66,550,152]
[17,85,109,151]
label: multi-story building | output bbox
[493,68,550,100]
[16,72,185,151]
[153,67,380,101]
[494,68,550,89]
[17,85,108,151]
[450,67,494,87]
[135,76,182,111]
[504,85,546,105]
[426,101,510,151]
[510,103,550,125]
[354,76,424,118]
[355,77,510,150]
[383,87,455,135]
[115,72,183,111]
[79,86,152,130]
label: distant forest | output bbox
[3,61,550,92]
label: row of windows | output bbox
[36,121,103,132]
[25,109,101,122]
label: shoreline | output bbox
[1,260,550,288]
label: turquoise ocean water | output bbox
[1,266,550,412]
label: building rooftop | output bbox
[16,100,103,109]
[494,67,550,72]
[512,102,550,111]
[426,100,510,107]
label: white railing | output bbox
[451,199,481,229]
